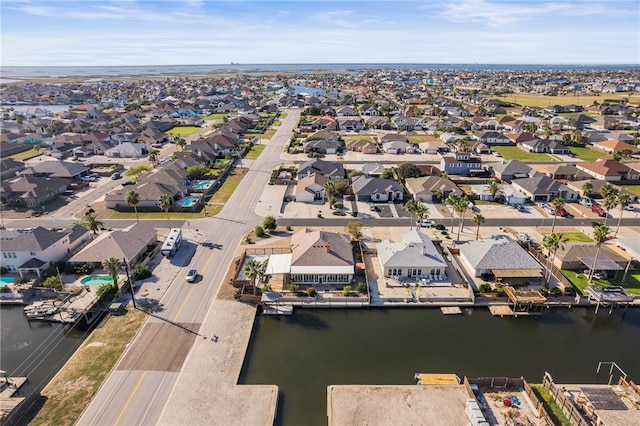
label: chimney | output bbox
[326,242,331,253]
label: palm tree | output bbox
[472,213,485,240]
[541,233,567,287]
[588,224,610,283]
[581,181,593,198]
[445,193,460,233]
[454,195,469,241]
[82,212,104,236]
[404,199,420,230]
[599,182,618,200]
[440,172,450,180]
[175,136,186,151]
[126,190,140,223]
[323,181,337,200]
[244,259,264,295]
[148,148,160,167]
[614,193,630,237]
[602,195,618,226]
[486,180,504,202]
[158,194,172,228]
[415,203,429,222]
[102,257,123,290]
[550,197,565,234]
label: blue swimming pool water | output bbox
[0,276,15,286]
[195,180,213,190]
[181,196,199,207]
[80,275,117,286]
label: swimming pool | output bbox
[0,276,15,286]
[189,180,214,190]
[181,196,199,207]
[80,275,117,286]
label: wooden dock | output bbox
[263,304,293,316]
[489,305,543,317]
[0,376,28,422]
[440,307,462,315]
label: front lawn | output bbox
[619,185,640,196]
[203,113,228,120]
[344,135,374,142]
[568,146,611,161]
[492,146,556,162]
[255,129,276,140]
[541,232,593,243]
[245,144,265,159]
[405,135,439,144]
[561,270,640,295]
[10,148,42,162]
[165,126,201,136]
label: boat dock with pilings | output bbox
[585,286,636,315]
[22,288,100,325]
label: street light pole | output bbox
[123,257,137,309]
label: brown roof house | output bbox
[405,176,462,202]
[576,159,640,182]
[265,229,355,286]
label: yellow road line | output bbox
[113,370,148,426]
[172,245,218,323]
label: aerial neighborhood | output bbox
[1,67,640,425]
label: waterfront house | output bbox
[458,235,542,281]
[69,222,157,269]
[404,176,462,202]
[0,225,90,277]
[552,243,628,271]
[377,229,447,281]
[351,175,404,202]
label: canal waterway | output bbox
[0,306,87,406]
[240,307,640,426]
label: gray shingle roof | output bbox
[460,235,541,271]
[378,230,446,268]
[0,226,70,251]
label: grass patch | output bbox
[165,126,201,136]
[203,113,227,120]
[31,308,147,426]
[256,129,277,140]
[493,146,556,162]
[279,113,287,119]
[10,148,42,162]
[204,171,244,216]
[344,135,374,142]
[541,232,593,243]
[529,384,572,426]
[405,135,440,144]
[245,144,265,159]
[561,270,640,295]
[619,185,640,196]
[489,93,640,108]
[568,146,611,161]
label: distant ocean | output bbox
[2,63,639,80]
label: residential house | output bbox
[592,139,640,155]
[511,175,579,202]
[380,133,409,144]
[310,116,338,131]
[336,117,365,132]
[553,243,627,271]
[267,229,354,285]
[0,159,24,180]
[576,159,640,182]
[534,163,591,181]
[298,159,345,181]
[476,131,512,145]
[468,141,492,155]
[351,175,404,202]
[346,139,378,154]
[20,160,89,180]
[303,138,344,155]
[419,140,448,154]
[504,132,537,144]
[439,152,482,175]
[459,235,542,280]
[361,163,386,177]
[105,142,151,158]
[519,139,569,154]
[382,141,417,154]
[0,225,90,276]
[295,174,328,203]
[405,176,462,202]
[359,103,379,116]
[335,106,357,116]
[364,116,392,130]
[565,180,637,202]
[69,222,157,270]
[377,230,447,280]
[488,160,537,181]
[470,183,528,205]
[392,115,417,131]
[0,176,68,208]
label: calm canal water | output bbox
[240,307,640,426]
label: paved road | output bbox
[76,109,300,425]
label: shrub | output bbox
[288,283,300,293]
[254,226,264,237]
[342,285,352,297]
[75,263,93,275]
[356,282,368,293]
[333,202,343,209]
[332,210,346,216]
[133,264,152,281]
[263,216,277,232]
[96,283,117,300]
[15,276,30,285]
[550,287,562,297]
[306,287,317,297]
[479,283,492,293]
[262,284,273,293]
[233,288,242,301]
[286,225,292,231]
[435,224,446,231]
[42,275,63,290]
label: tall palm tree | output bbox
[588,224,610,283]
[148,148,160,167]
[415,203,429,222]
[541,233,567,287]
[244,259,264,295]
[82,212,104,236]
[126,190,140,223]
[602,195,618,226]
[323,181,337,200]
[472,213,485,240]
[175,136,186,151]
[102,257,123,290]
[445,193,460,233]
[614,193,630,237]
[454,195,469,241]
[550,197,565,234]
[486,180,504,202]
[581,181,593,198]
[404,199,420,230]
[599,182,618,200]
[158,194,172,228]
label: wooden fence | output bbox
[542,372,592,426]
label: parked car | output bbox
[369,203,377,211]
[416,219,436,227]
[624,204,635,211]
[122,180,135,186]
[556,208,570,217]
[186,269,198,283]
[591,205,607,217]
[491,151,502,157]
[578,197,594,207]
[110,172,121,180]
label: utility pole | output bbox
[123,257,137,309]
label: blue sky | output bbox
[1,0,639,66]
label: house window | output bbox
[388,269,393,276]
[2,253,6,259]
[30,252,36,256]
[417,269,422,276]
